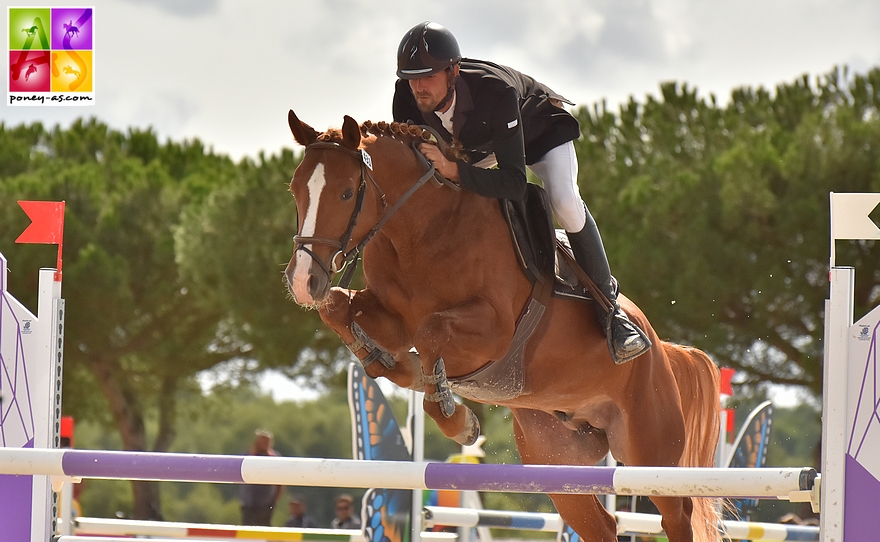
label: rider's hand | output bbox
[418,142,460,182]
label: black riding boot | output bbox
[567,221,651,364]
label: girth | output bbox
[448,274,553,403]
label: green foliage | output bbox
[575,66,880,397]
[173,148,345,382]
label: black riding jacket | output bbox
[392,58,580,201]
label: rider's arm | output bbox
[456,87,527,202]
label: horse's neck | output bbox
[365,135,502,258]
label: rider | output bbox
[392,21,650,364]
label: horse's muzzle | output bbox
[285,256,331,306]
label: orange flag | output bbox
[16,200,65,282]
[719,367,735,396]
[16,201,65,244]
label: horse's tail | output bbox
[664,342,722,542]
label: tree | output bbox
[573,66,880,397]
[0,119,246,519]
[174,149,348,385]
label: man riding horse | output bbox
[392,21,649,364]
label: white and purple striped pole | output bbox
[0,448,817,500]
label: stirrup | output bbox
[603,305,651,364]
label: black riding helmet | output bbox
[396,22,461,79]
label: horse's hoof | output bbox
[452,409,481,446]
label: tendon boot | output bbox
[566,222,651,364]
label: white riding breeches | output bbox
[527,140,588,233]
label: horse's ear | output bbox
[341,115,361,150]
[288,109,318,146]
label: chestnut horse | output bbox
[283,110,721,542]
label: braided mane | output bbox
[361,120,466,163]
[312,120,465,163]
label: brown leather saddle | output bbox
[501,184,597,302]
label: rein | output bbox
[293,139,439,288]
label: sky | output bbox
[3,0,880,162]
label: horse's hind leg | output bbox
[609,354,704,542]
[511,408,617,542]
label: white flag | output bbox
[830,193,880,240]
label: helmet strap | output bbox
[433,67,458,112]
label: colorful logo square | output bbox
[9,50,51,91]
[50,8,93,50]
[8,8,51,51]
[51,50,92,92]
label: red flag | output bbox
[16,201,65,244]
[724,408,735,434]
[719,367,735,396]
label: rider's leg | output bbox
[528,141,650,364]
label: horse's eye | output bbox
[341,188,354,201]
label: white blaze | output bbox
[292,163,327,304]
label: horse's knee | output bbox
[318,288,353,330]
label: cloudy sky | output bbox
[3,0,879,162]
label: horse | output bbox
[63,21,80,39]
[283,109,722,542]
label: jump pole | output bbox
[69,517,364,541]
[0,447,817,500]
[423,506,820,542]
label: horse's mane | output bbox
[316,120,465,163]
[366,121,467,163]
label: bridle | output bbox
[292,140,440,288]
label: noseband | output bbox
[293,140,438,288]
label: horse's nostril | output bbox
[307,273,328,300]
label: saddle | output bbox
[500,184,597,302]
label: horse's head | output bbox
[284,109,373,307]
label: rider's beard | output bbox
[414,92,441,113]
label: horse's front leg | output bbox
[413,298,514,445]
[318,287,418,390]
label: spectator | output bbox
[330,494,361,529]
[284,495,317,528]
[239,430,282,525]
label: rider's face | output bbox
[409,67,456,113]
